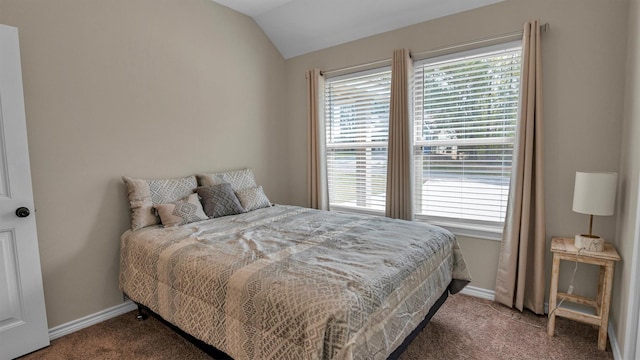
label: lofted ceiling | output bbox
[212,0,504,59]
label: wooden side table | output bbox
[547,237,621,350]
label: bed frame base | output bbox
[135,303,148,321]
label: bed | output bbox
[119,170,471,359]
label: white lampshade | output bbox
[572,172,618,216]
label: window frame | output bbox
[412,40,522,241]
[323,66,393,215]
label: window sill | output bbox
[414,217,504,242]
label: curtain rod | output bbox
[321,22,550,77]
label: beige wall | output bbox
[456,237,501,291]
[285,0,628,305]
[0,0,287,328]
[613,0,640,354]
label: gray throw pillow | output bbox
[196,183,245,218]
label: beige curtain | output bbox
[494,21,546,314]
[385,49,413,220]
[306,69,329,210]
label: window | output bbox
[321,41,522,239]
[324,68,391,214]
[413,42,522,235]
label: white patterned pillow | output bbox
[235,186,271,212]
[155,193,208,227]
[196,169,256,191]
[122,175,197,230]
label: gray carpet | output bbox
[19,294,613,359]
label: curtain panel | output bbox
[385,49,414,220]
[494,20,546,314]
[306,69,329,210]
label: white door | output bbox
[0,24,49,359]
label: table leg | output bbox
[597,262,614,351]
[596,266,605,316]
[547,253,561,336]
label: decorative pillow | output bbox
[154,193,208,227]
[196,168,256,191]
[235,186,271,212]
[122,175,197,230]
[196,183,245,218]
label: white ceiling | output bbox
[212,0,504,59]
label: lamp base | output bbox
[575,234,605,252]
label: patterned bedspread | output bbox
[120,205,471,360]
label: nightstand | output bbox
[547,237,621,350]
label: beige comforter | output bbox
[120,205,470,360]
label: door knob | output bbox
[15,207,30,218]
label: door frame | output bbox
[623,178,640,359]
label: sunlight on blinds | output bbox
[325,69,391,212]
[413,45,522,223]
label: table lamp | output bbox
[572,172,618,252]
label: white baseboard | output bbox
[609,322,622,360]
[48,301,137,341]
[459,285,495,301]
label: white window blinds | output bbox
[413,43,522,224]
[325,68,391,213]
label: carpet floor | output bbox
[19,294,613,360]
